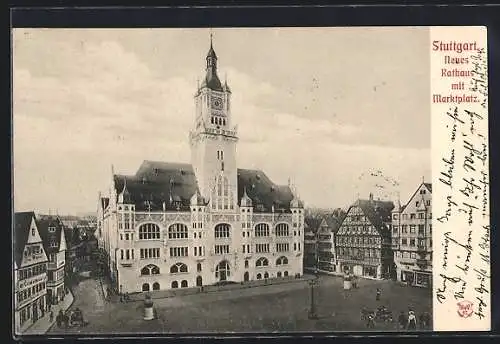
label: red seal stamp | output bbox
[457,300,474,318]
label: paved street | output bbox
[48,274,431,334]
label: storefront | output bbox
[415,271,431,288]
[363,265,377,278]
[401,270,415,285]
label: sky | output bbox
[13,27,431,214]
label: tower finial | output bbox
[210,29,213,47]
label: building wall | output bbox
[392,183,432,287]
[100,207,304,293]
[15,263,48,334]
[335,205,388,279]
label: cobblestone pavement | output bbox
[48,275,432,334]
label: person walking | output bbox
[407,310,417,330]
[366,313,375,329]
[376,288,381,301]
[49,310,54,323]
[398,311,406,330]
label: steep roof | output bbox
[112,161,295,213]
[237,168,294,212]
[424,183,432,192]
[356,199,394,236]
[324,213,344,234]
[304,217,322,232]
[37,216,65,254]
[14,211,36,266]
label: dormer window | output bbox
[48,226,56,233]
[31,228,35,236]
[50,241,58,248]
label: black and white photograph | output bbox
[14,26,482,335]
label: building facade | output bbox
[316,216,341,273]
[392,182,432,288]
[14,212,48,334]
[335,195,394,279]
[303,217,320,270]
[37,216,67,305]
[97,38,305,293]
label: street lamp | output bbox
[308,275,319,320]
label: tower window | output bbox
[211,117,214,124]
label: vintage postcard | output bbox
[12,26,490,336]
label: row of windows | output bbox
[170,247,189,257]
[393,224,432,235]
[338,247,381,258]
[276,243,290,252]
[139,223,161,240]
[24,244,43,257]
[136,223,297,241]
[48,269,65,282]
[336,236,382,246]
[194,246,205,256]
[242,244,251,253]
[255,223,270,237]
[17,282,46,303]
[393,212,432,220]
[120,233,134,241]
[140,248,159,259]
[256,243,270,253]
[215,224,230,238]
[18,264,47,280]
[401,238,431,247]
[396,251,431,259]
[212,116,226,127]
[215,244,230,255]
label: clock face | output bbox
[211,96,223,110]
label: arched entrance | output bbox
[152,282,160,291]
[215,260,230,281]
[196,275,203,286]
[142,283,150,292]
[244,271,249,282]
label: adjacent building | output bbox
[316,215,342,273]
[37,216,67,305]
[97,38,305,293]
[14,212,48,334]
[303,217,321,270]
[392,182,432,287]
[335,195,394,279]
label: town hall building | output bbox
[97,38,305,293]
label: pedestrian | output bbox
[366,313,375,329]
[56,310,63,328]
[407,310,417,330]
[376,288,381,301]
[398,311,406,329]
[49,310,54,323]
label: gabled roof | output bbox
[14,211,36,266]
[324,213,345,234]
[112,161,296,213]
[37,216,65,254]
[339,199,394,237]
[304,217,322,232]
[400,182,432,213]
[424,183,432,192]
[237,169,294,212]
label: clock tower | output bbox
[190,36,238,212]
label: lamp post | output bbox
[308,275,319,320]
